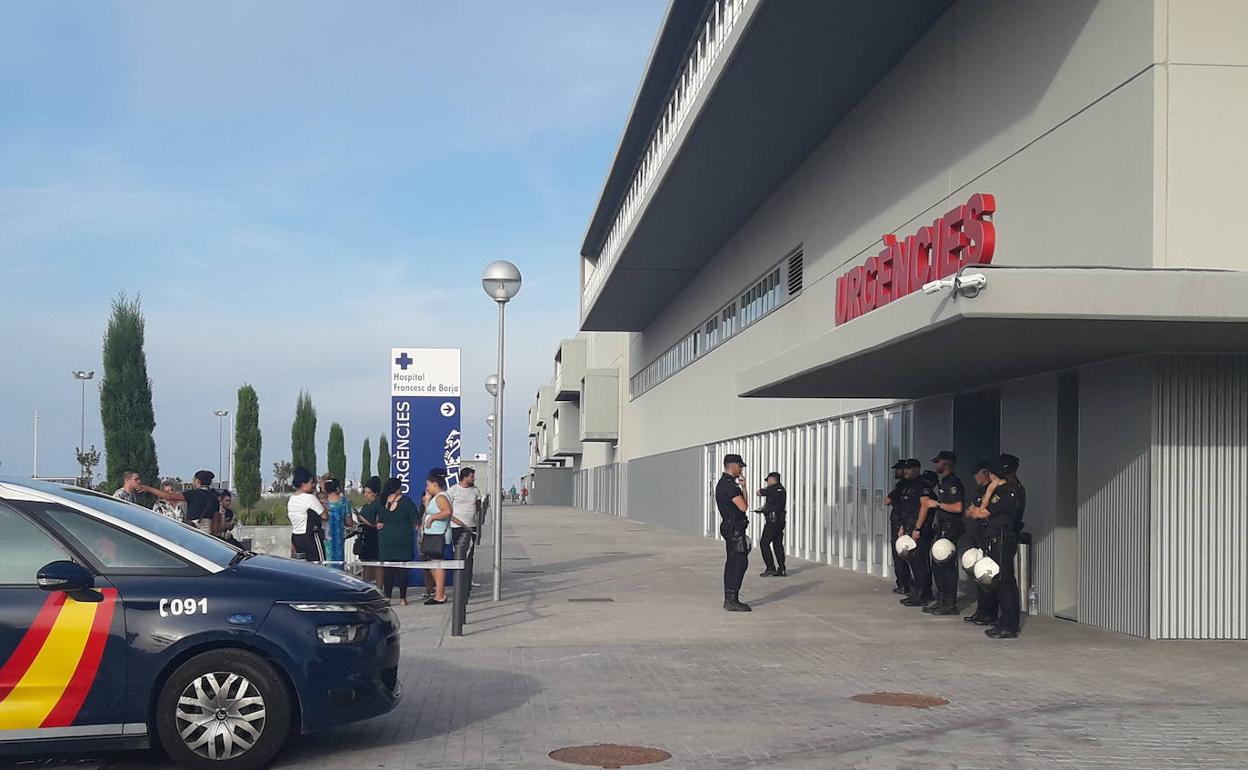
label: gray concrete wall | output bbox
[625,447,704,536]
[1077,356,1153,637]
[618,0,1161,462]
[1000,374,1062,618]
[1159,1,1248,270]
[530,467,574,507]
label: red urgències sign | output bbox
[835,193,996,325]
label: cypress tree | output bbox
[234,384,262,510]
[328,423,346,484]
[291,391,317,475]
[361,438,372,486]
[377,434,390,481]
[99,294,159,494]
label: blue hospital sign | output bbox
[390,348,462,501]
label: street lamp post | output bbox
[481,260,521,602]
[72,371,94,484]
[213,410,230,486]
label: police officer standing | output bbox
[755,472,788,577]
[884,459,910,595]
[962,460,999,626]
[715,454,752,612]
[968,459,1024,638]
[921,451,964,616]
[898,460,936,607]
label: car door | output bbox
[0,502,127,740]
[22,500,226,731]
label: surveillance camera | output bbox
[955,272,987,297]
[920,272,988,297]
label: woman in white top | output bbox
[287,467,326,562]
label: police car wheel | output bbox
[156,649,292,770]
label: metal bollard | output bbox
[1016,532,1033,615]
[451,532,475,637]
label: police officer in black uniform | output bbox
[999,453,1027,536]
[921,451,965,615]
[899,460,936,607]
[970,459,1024,638]
[715,454,752,612]
[884,459,910,595]
[755,472,787,577]
[962,460,999,625]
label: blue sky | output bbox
[0,1,664,487]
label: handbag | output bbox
[419,529,445,558]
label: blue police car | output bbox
[0,479,401,770]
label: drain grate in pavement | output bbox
[567,597,615,603]
[550,744,671,768]
[850,692,949,709]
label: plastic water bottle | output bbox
[1027,585,1038,615]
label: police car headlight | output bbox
[284,602,367,612]
[316,623,368,644]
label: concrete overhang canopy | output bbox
[738,268,1248,400]
[581,0,952,331]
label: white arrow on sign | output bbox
[440,402,456,417]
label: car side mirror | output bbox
[37,560,95,593]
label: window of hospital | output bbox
[630,248,802,397]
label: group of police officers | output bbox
[886,451,1026,638]
[714,449,1026,638]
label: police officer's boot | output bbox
[759,567,776,577]
[933,594,960,615]
[774,566,787,577]
[900,588,928,607]
[723,591,752,612]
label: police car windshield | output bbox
[25,482,241,568]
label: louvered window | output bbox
[630,245,804,398]
[787,249,804,295]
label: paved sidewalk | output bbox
[66,505,1248,768]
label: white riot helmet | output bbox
[973,556,1001,586]
[894,534,917,558]
[961,547,984,572]
[931,538,956,564]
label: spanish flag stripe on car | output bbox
[0,589,118,730]
[0,593,67,703]
[42,589,119,728]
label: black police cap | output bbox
[723,453,746,467]
[891,459,907,470]
[998,453,1020,473]
[932,450,957,463]
[904,458,922,469]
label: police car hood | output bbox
[230,554,383,602]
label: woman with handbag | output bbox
[355,476,384,587]
[420,469,454,605]
[378,477,419,605]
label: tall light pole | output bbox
[213,410,229,486]
[72,371,94,482]
[482,260,521,602]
